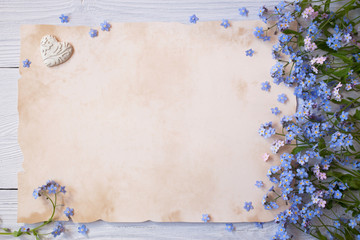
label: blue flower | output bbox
[339,112,349,122]
[296,168,308,178]
[33,188,40,199]
[22,59,31,68]
[89,29,98,38]
[255,181,264,188]
[277,94,288,104]
[334,220,340,228]
[254,26,264,38]
[225,223,234,232]
[78,224,88,235]
[47,184,57,194]
[261,81,271,91]
[244,201,254,212]
[278,33,289,43]
[221,19,230,29]
[255,222,263,228]
[60,186,66,194]
[262,36,271,41]
[100,21,111,31]
[333,190,342,199]
[271,107,280,116]
[20,225,30,233]
[189,14,199,24]
[202,214,210,223]
[51,222,64,238]
[258,6,267,17]
[64,207,74,218]
[59,14,69,23]
[349,219,357,228]
[245,48,254,57]
[238,7,249,16]
[258,121,276,138]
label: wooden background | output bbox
[0,0,311,239]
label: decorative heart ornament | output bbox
[40,35,73,67]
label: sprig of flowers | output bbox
[0,180,88,239]
[256,0,360,239]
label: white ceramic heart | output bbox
[40,35,73,67]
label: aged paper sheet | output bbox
[18,21,295,223]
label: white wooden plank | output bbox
[0,190,312,239]
[0,69,22,188]
[0,0,278,67]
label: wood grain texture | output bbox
[0,0,313,239]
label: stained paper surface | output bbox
[18,21,295,223]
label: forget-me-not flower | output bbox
[89,29,98,38]
[100,21,111,31]
[59,14,69,23]
[221,19,230,28]
[246,49,254,57]
[189,14,199,24]
[23,59,31,68]
[239,7,249,16]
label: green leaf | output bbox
[330,53,353,64]
[315,228,328,240]
[291,146,309,154]
[331,231,345,240]
[324,0,331,12]
[333,68,350,77]
[353,109,360,120]
[318,138,326,150]
[282,29,300,35]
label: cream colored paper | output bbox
[18,21,295,223]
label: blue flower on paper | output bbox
[189,14,199,24]
[202,214,210,223]
[89,29,98,38]
[244,201,254,212]
[245,49,254,57]
[78,224,88,235]
[277,94,287,104]
[261,81,271,91]
[64,207,74,218]
[238,7,248,16]
[255,181,264,188]
[33,188,40,199]
[271,107,280,116]
[254,27,264,38]
[221,19,230,29]
[258,121,275,138]
[225,223,234,232]
[47,184,57,194]
[255,222,263,228]
[262,36,271,41]
[100,21,111,31]
[60,186,66,194]
[59,14,69,23]
[22,59,31,68]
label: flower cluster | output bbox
[1,180,88,238]
[253,0,360,239]
[258,121,276,138]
